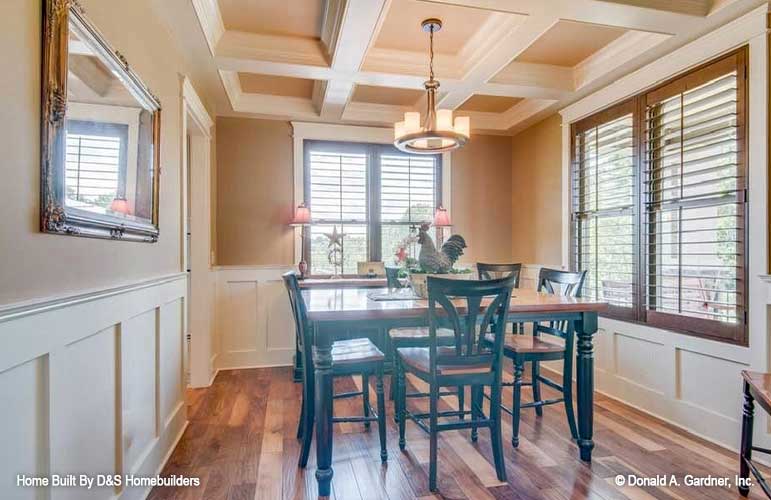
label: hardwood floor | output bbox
[149,366,765,500]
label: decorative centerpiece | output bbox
[408,223,472,298]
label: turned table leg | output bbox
[575,312,597,462]
[313,323,334,498]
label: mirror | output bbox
[42,1,161,241]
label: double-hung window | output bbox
[571,47,748,345]
[303,140,442,276]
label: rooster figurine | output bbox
[417,223,467,273]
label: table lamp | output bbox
[290,203,311,278]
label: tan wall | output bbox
[215,117,295,265]
[510,114,563,267]
[214,119,515,266]
[451,134,514,264]
[0,0,213,305]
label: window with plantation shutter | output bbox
[643,51,747,343]
[569,47,748,345]
[571,102,637,320]
[379,153,439,262]
[303,140,442,276]
[306,142,369,276]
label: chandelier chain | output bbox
[429,25,434,81]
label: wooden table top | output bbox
[303,287,608,322]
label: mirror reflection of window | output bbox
[65,120,128,214]
[65,28,154,222]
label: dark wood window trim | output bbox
[570,47,749,346]
[302,140,442,277]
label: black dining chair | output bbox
[283,271,388,467]
[396,275,515,492]
[385,265,404,290]
[477,262,523,333]
[484,267,587,448]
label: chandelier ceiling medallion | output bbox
[393,18,470,154]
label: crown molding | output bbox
[190,0,225,57]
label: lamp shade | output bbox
[110,197,130,215]
[290,203,311,226]
[433,206,451,227]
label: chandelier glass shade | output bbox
[394,19,470,154]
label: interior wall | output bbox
[510,114,563,267]
[215,117,295,266]
[214,119,515,266]
[0,0,212,305]
[450,134,514,264]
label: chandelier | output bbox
[394,19,470,154]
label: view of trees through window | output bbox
[571,48,747,344]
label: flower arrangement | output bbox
[394,233,418,268]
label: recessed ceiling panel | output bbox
[516,20,626,67]
[351,85,423,107]
[457,95,523,113]
[373,0,491,55]
[218,0,323,39]
[238,73,315,99]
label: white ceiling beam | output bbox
[418,0,704,33]
[488,62,575,92]
[191,0,225,57]
[572,30,671,90]
[437,14,557,109]
[314,0,390,120]
[592,0,712,17]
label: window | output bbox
[303,140,441,276]
[65,120,128,211]
[570,48,747,345]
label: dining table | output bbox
[301,285,608,498]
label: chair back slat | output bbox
[427,276,515,380]
[283,271,314,382]
[535,268,587,338]
[537,268,587,298]
[477,262,522,288]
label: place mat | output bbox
[367,290,421,301]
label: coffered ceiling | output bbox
[186,0,761,134]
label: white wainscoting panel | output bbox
[0,273,187,500]
[214,265,295,370]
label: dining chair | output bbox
[385,265,404,290]
[282,271,388,467]
[486,267,587,448]
[396,275,515,492]
[477,262,523,333]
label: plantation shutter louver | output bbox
[571,101,637,320]
[643,51,747,342]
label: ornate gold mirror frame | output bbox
[41,0,161,242]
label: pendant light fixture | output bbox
[394,19,470,154]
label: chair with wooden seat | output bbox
[388,325,460,410]
[282,271,388,468]
[477,262,523,333]
[486,267,586,448]
[396,275,515,492]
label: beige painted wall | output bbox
[451,134,514,264]
[214,119,515,266]
[0,0,213,305]
[510,114,563,267]
[215,117,295,265]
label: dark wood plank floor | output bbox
[148,366,765,500]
